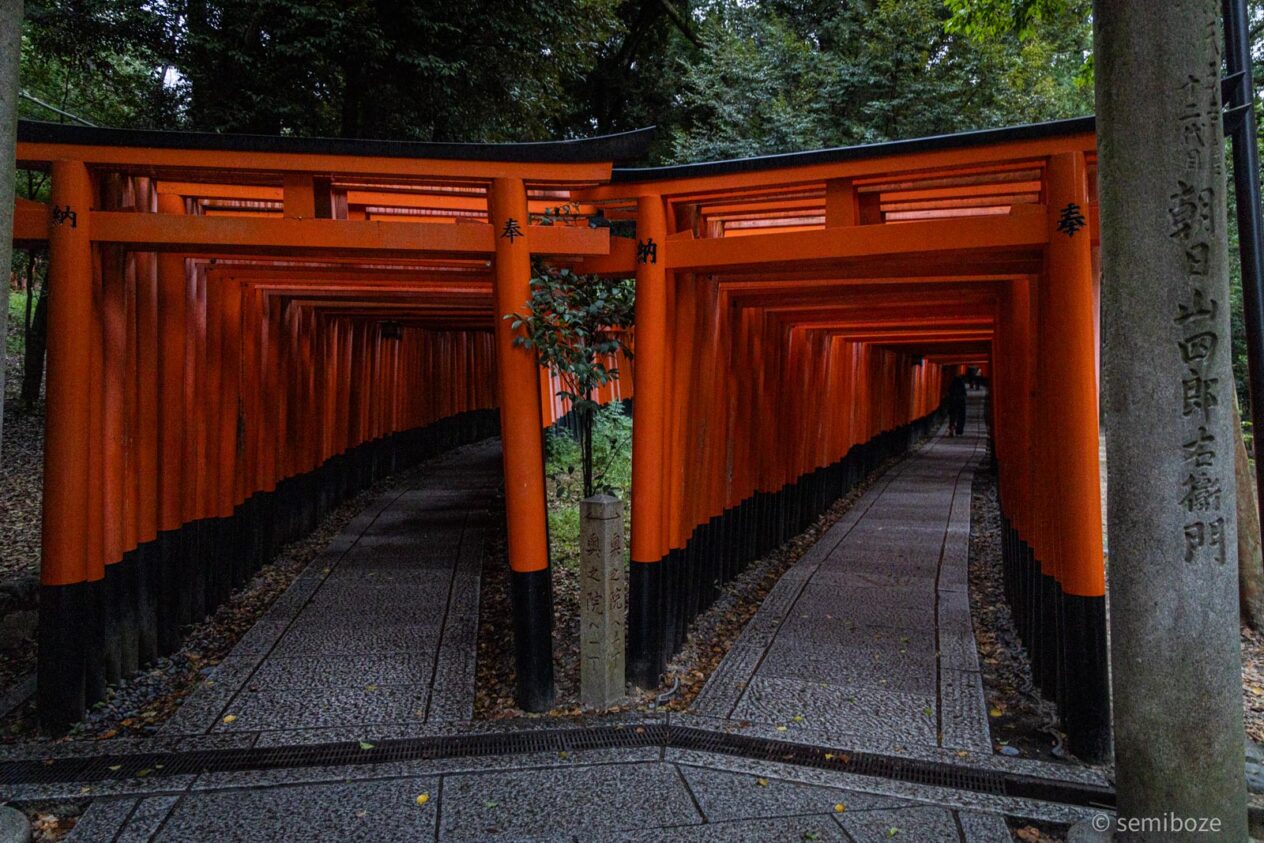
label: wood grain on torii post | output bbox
[1097,1,1248,837]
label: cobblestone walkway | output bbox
[691,402,990,754]
[159,440,501,742]
[44,406,1112,840]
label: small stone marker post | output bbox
[580,494,626,708]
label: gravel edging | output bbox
[967,462,1109,776]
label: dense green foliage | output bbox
[19,0,1093,157]
[508,266,635,497]
[668,0,1091,162]
[20,1,177,128]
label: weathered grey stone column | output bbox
[1096,2,1248,838]
[580,494,626,708]
[0,0,23,452]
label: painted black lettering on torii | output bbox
[500,218,524,242]
[637,238,657,264]
[1056,202,1086,237]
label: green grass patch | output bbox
[6,291,29,356]
[545,403,632,570]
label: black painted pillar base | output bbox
[627,559,664,689]
[37,582,93,731]
[1058,592,1112,763]
[1037,571,1060,696]
[511,568,555,712]
[155,529,182,655]
[135,540,160,665]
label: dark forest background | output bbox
[17,0,1097,162]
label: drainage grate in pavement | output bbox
[0,723,1114,812]
[670,726,1005,795]
[0,725,668,787]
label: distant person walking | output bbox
[948,375,968,436]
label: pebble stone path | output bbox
[159,440,502,742]
[40,400,1110,841]
[690,402,990,754]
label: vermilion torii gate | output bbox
[12,117,1107,759]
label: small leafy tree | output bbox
[507,264,635,497]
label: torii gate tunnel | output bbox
[12,117,1108,760]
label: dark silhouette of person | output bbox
[948,375,968,436]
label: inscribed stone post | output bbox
[580,494,626,708]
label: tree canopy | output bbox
[18,0,1100,161]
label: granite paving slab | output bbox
[152,775,440,842]
[678,763,920,821]
[64,798,138,842]
[213,684,432,732]
[115,796,180,843]
[589,815,848,842]
[709,406,993,755]
[436,761,702,842]
[247,652,437,689]
[836,805,962,841]
[958,809,1017,842]
[731,676,938,744]
[162,440,502,737]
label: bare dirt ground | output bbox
[1242,626,1264,742]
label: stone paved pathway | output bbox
[691,400,990,755]
[46,404,1113,840]
[65,752,1041,842]
[159,440,501,742]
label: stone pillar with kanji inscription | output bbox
[1097,1,1248,837]
[580,494,626,708]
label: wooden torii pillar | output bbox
[489,177,554,711]
[628,193,669,688]
[38,160,94,728]
[1042,151,1110,762]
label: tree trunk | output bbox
[1095,0,1249,836]
[581,393,594,499]
[1237,398,1264,628]
[0,0,24,447]
[20,276,46,408]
